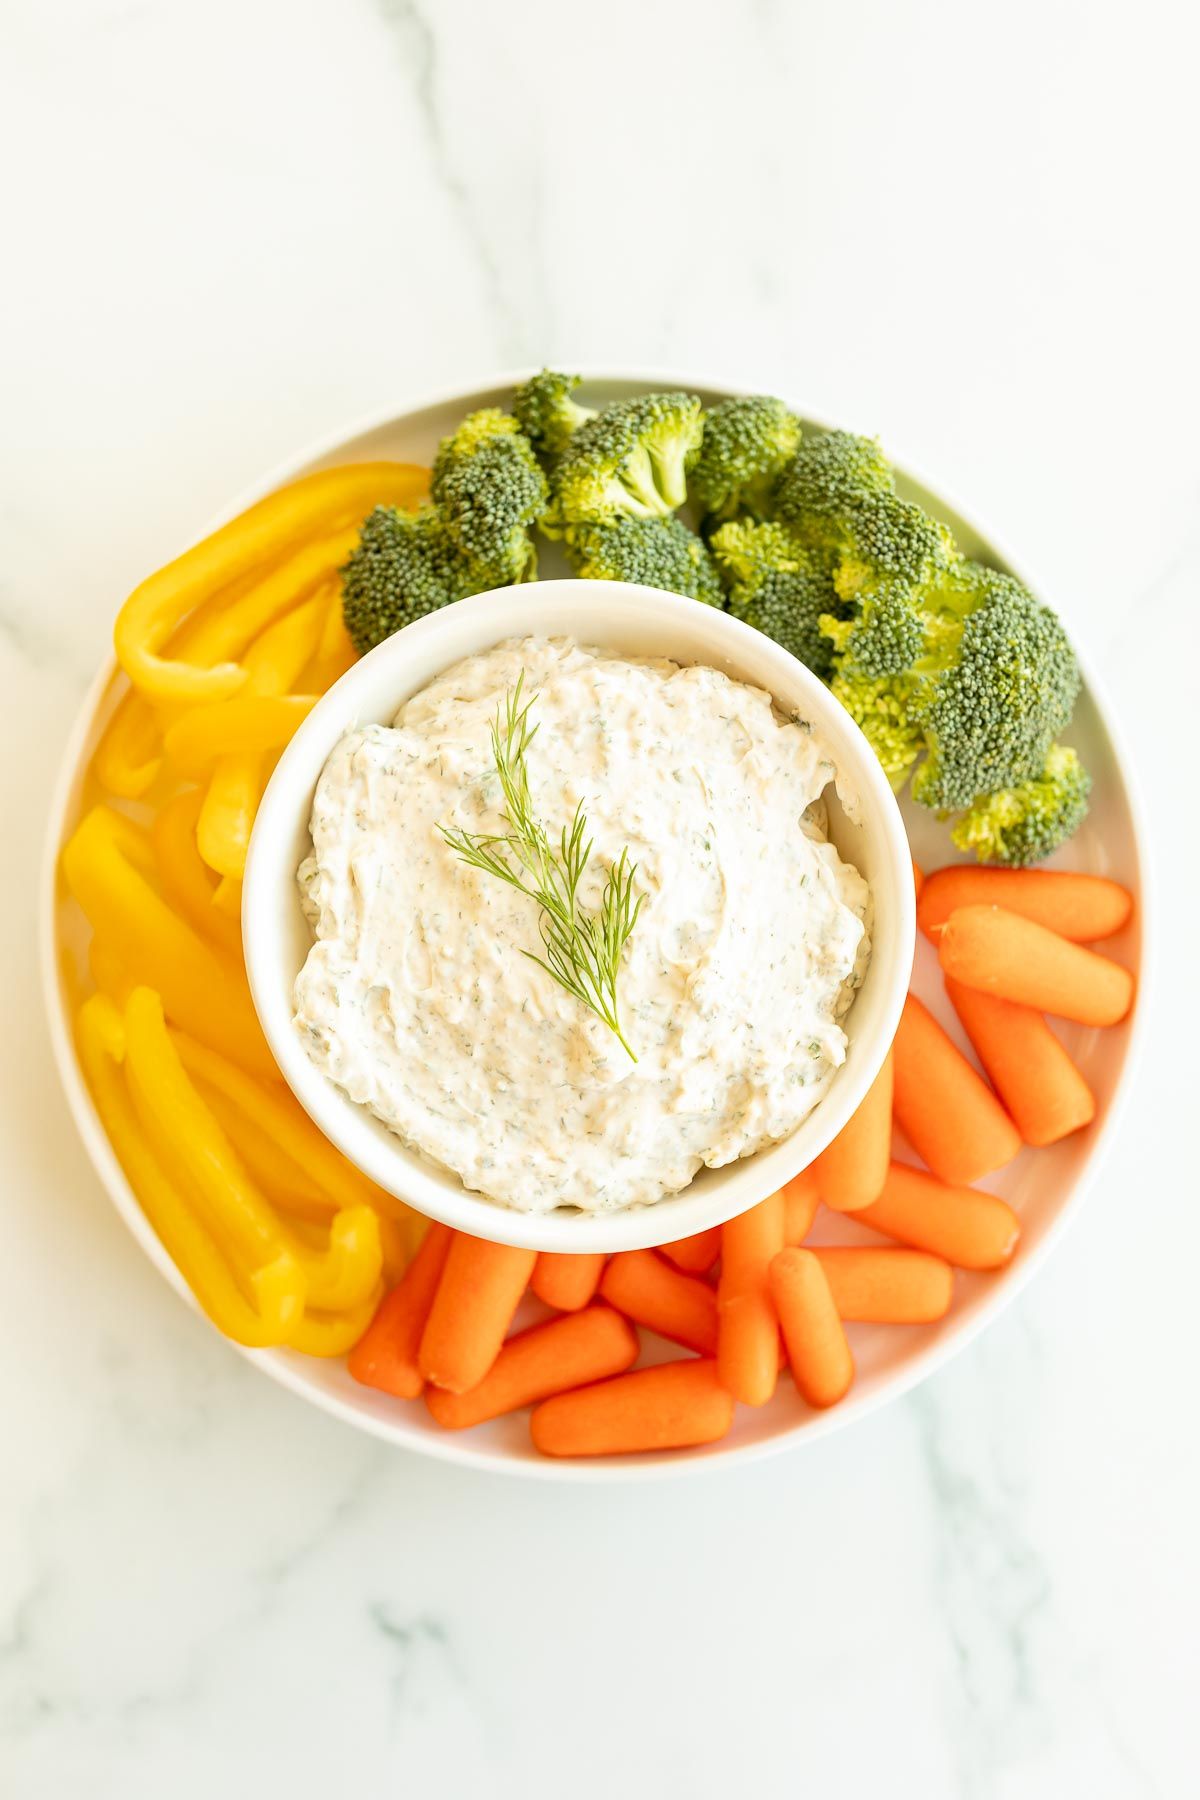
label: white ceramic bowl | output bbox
[243,579,914,1254]
[41,368,1148,1477]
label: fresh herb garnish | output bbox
[439,675,643,1060]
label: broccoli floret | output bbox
[775,429,895,545]
[692,396,802,525]
[512,369,596,463]
[828,666,925,788]
[565,515,723,605]
[951,744,1091,865]
[710,518,841,674]
[431,408,548,587]
[341,506,469,654]
[545,391,704,531]
[910,564,1082,810]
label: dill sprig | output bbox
[439,675,643,1060]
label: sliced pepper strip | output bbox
[164,694,317,776]
[63,804,277,1080]
[196,756,262,878]
[88,937,134,1005]
[76,995,302,1346]
[151,789,242,956]
[113,462,425,704]
[122,987,296,1268]
[92,688,164,799]
[211,874,242,920]
[285,1205,383,1311]
[193,1078,335,1219]
[305,583,358,691]
[287,1285,384,1358]
[169,1029,418,1227]
[195,590,329,877]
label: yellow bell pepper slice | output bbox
[150,789,243,956]
[88,936,134,1005]
[92,689,164,799]
[114,462,425,704]
[76,995,302,1346]
[194,589,330,877]
[122,987,297,1270]
[170,1029,418,1227]
[164,694,317,776]
[305,584,358,691]
[193,1078,334,1219]
[211,874,242,919]
[285,1205,382,1311]
[63,805,277,1080]
[287,1285,384,1358]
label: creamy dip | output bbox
[294,636,870,1213]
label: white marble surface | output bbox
[2,0,1199,1793]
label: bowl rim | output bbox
[242,576,914,1254]
[39,365,1154,1479]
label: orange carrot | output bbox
[918,866,1132,943]
[426,1306,638,1429]
[912,858,925,899]
[811,1246,953,1323]
[892,993,1021,1184]
[530,1360,734,1457]
[717,1191,784,1405]
[660,1227,722,1276]
[946,976,1095,1146]
[857,1161,1020,1270]
[939,905,1135,1027]
[418,1234,537,1394]
[347,1223,452,1400]
[600,1250,718,1355]
[769,1249,854,1408]
[782,1167,820,1245]
[814,1047,893,1212]
[530,1251,607,1312]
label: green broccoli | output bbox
[431,408,548,588]
[824,494,957,675]
[512,369,596,462]
[910,564,1082,810]
[692,396,802,525]
[709,518,842,674]
[341,506,469,654]
[950,744,1092,865]
[545,391,704,531]
[774,429,895,546]
[564,515,723,605]
[828,665,925,788]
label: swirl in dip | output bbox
[294,636,870,1214]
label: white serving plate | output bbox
[40,370,1149,1479]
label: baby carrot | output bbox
[531,1360,734,1458]
[892,993,1021,1185]
[600,1250,719,1355]
[426,1306,638,1429]
[945,977,1095,1146]
[347,1223,453,1400]
[856,1162,1020,1271]
[811,1247,953,1323]
[782,1167,821,1245]
[918,866,1133,943]
[717,1191,784,1405]
[530,1252,607,1312]
[418,1235,537,1394]
[660,1227,722,1276]
[912,858,925,899]
[769,1249,854,1409]
[814,1047,893,1212]
[938,905,1135,1027]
